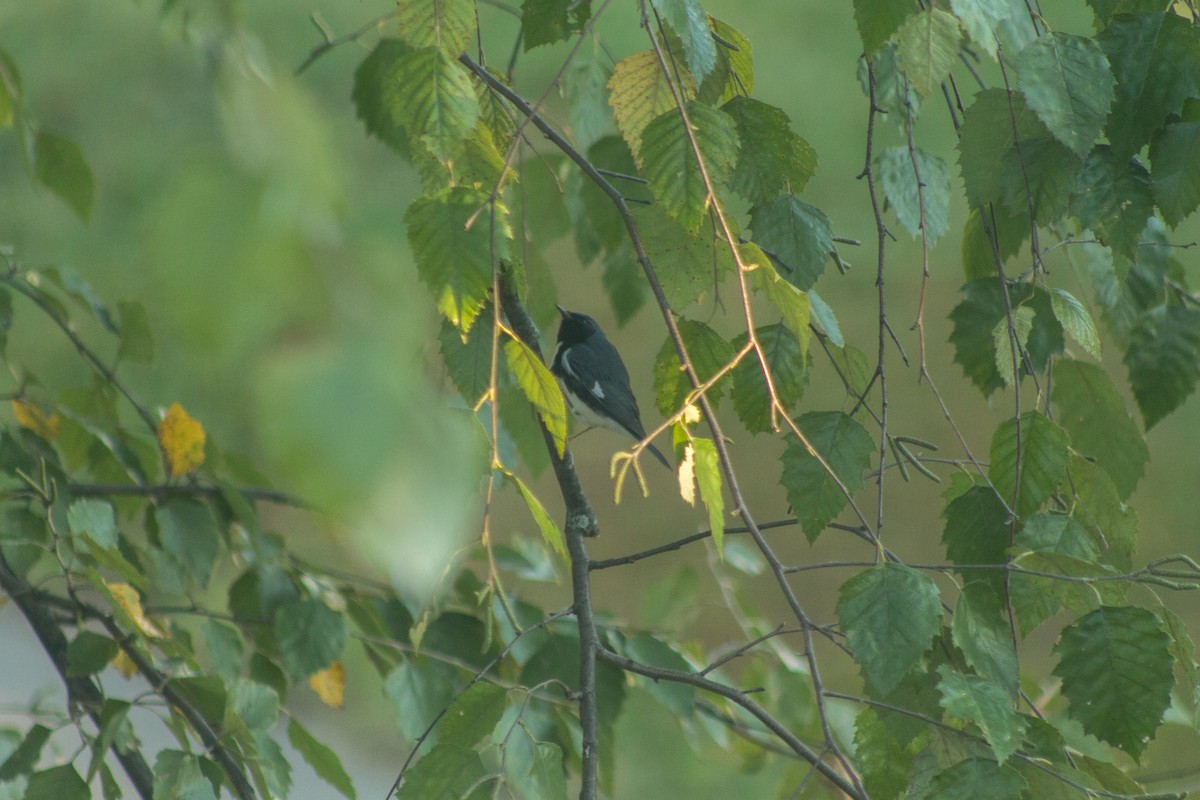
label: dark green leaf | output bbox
[640,102,738,233]
[396,0,476,54]
[780,410,873,541]
[439,315,493,405]
[200,619,244,679]
[924,757,1025,799]
[1070,146,1153,259]
[1124,305,1200,429]
[853,708,912,800]
[1016,32,1114,158]
[166,677,226,731]
[950,0,1035,59]
[388,47,480,161]
[619,634,696,717]
[156,498,219,587]
[653,318,735,416]
[1016,513,1099,561]
[1099,11,1200,157]
[961,205,1028,281]
[521,632,626,726]
[748,194,833,291]
[999,136,1081,221]
[33,131,93,221]
[288,719,357,799]
[633,204,733,308]
[438,682,506,747]
[896,7,960,98]
[67,498,116,549]
[942,485,1010,588]
[116,300,154,364]
[26,765,89,800]
[406,187,510,333]
[877,146,950,245]
[937,666,1027,764]
[852,0,916,55]
[731,324,806,434]
[989,411,1069,516]
[650,0,717,81]
[837,563,942,695]
[698,18,754,106]
[1151,121,1200,227]
[724,96,817,204]
[958,89,1050,209]
[396,744,486,800]
[384,659,458,740]
[1069,457,1136,572]
[66,631,118,677]
[951,584,1018,697]
[0,724,50,780]
[1051,359,1147,498]
[274,599,348,678]
[520,0,591,50]
[1053,605,1174,758]
[949,281,1063,396]
[353,39,413,156]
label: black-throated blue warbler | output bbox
[551,306,670,469]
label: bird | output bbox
[550,305,671,469]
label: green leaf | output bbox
[999,135,1082,221]
[609,49,695,160]
[152,751,218,800]
[853,708,912,800]
[201,619,244,679]
[1124,305,1200,429]
[937,666,1027,764]
[439,315,493,405]
[564,41,612,151]
[952,585,1018,697]
[640,564,701,631]
[1053,605,1175,758]
[66,631,118,677]
[1151,121,1200,227]
[230,679,279,731]
[991,305,1034,387]
[274,599,348,679]
[1069,456,1136,572]
[619,634,696,716]
[693,436,724,555]
[116,300,154,364]
[1070,146,1153,259]
[1016,513,1099,561]
[731,323,806,434]
[67,498,116,549]
[640,102,738,233]
[852,0,916,55]
[896,8,960,98]
[950,0,1036,59]
[26,765,89,800]
[1011,551,1120,636]
[521,632,627,726]
[748,194,833,291]
[724,96,817,204]
[385,659,458,739]
[1099,11,1200,157]
[438,682,506,747]
[924,758,1025,799]
[989,411,1069,516]
[957,89,1050,209]
[653,318,734,415]
[396,744,486,800]
[699,18,754,106]
[156,498,219,587]
[508,471,566,558]
[288,719,357,799]
[949,281,1063,396]
[808,289,843,348]
[504,337,567,456]
[353,39,414,156]
[876,146,951,245]
[633,204,734,309]
[396,0,476,54]
[1160,606,1200,729]
[837,563,942,695]
[166,677,226,731]
[1016,32,1114,158]
[1051,359,1148,499]
[33,131,93,221]
[942,485,1010,591]
[1049,289,1101,359]
[650,0,717,81]
[780,411,873,542]
[388,47,481,161]
[520,0,591,50]
[747,246,812,352]
[861,42,920,124]
[406,187,510,333]
[961,205,1028,281]
[0,724,50,780]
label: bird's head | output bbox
[556,305,602,347]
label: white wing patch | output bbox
[590,381,605,399]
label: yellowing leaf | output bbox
[678,442,697,505]
[158,402,206,477]
[12,399,61,440]
[111,649,138,678]
[309,661,346,708]
[104,581,167,639]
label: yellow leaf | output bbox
[158,402,206,476]
[104,581,167,639]
[111,649,138,678]
[309,661,346,708]
[12,399,60,440]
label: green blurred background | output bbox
[1,0,1197,796]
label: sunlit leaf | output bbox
[157,402,206,477]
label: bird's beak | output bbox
[556,304,569,318]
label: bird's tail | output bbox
[644,441,671,470]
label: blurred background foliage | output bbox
[1,0,1198,796]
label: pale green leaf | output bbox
[938,666,1027,764]
[438,682,506,747]
[67,499,116,549]
[876,146,950,245]
[396,0,476,54]
[693,437,724,555]
[504,337,567,457]
[1049,289,1101,359]
[608,49,695,160]
[991,305,1034,387]
[508,471,566,557]
[388,47,480,161]
[952,585,1018,697]
[896,8,960,98]
[288,719,356,799]
[650,0,717,81]
[745,243,812,351]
